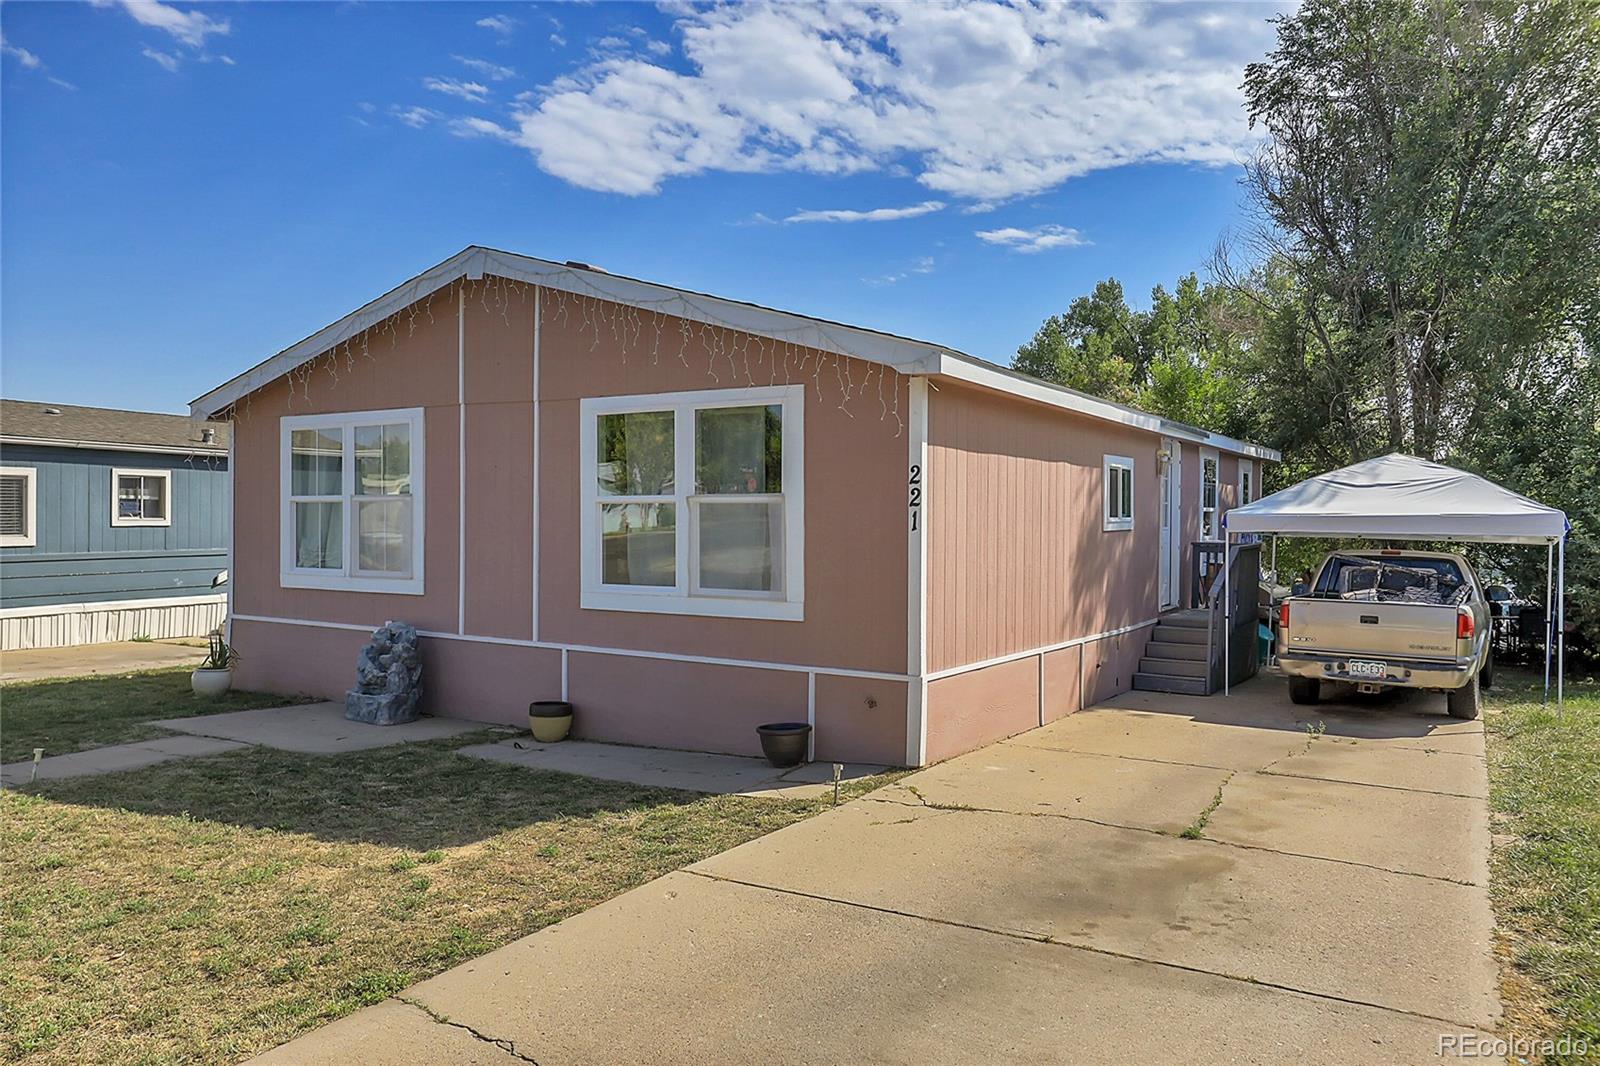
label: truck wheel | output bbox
[1288,677,1321,705]
[1447,675,1482,720]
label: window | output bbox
[1103,455,1134,531]
[280,407,425,594]
[580,386,804,620]
[1239,461,1255,506]
[0,467,36,547]
[1200,449,1220,539]
[111,468,172,527]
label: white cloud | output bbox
[450,116,517,141]
[974,224,1089,253]
[550,34,568,48]
[392,105,442,129]
[785,200,945,224]
[424,76,489,102]
[646,39,673,57]
[453,54,517,81]
[141,46,181,73]
[493,2,1284,200]
[476,15,518,38]
[101,0,229,48]
[865,255,937,285]
[1,33,42,69]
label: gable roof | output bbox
[1,399,228,456]
[191,245,1278,461]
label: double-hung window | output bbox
[580,385,804,621]
[1200,449,1220,539]
[0,467,37,547]
[1239,461,1255,506]
[111,468,172,527]
[1103,455,1134,531]
[280,407,425,594]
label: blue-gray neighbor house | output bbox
[0,400,230,650]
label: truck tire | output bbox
[1447,674,1482,720]
[1481,650,1494,691]
[1288,677,1321,705]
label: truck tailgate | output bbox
[1287,599,1459,660]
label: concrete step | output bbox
[1153,623,1209,645]
[1145,640,1209,661]
[1132,672,1211,696]
[1160,609,1211,628]
[1139,656,1208,678]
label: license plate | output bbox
[1347,660,1387,679]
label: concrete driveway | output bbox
[258,677,1498,1065]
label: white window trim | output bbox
[1239,460,1255,507]
[279,407,426,596]
[110,468,173,528]
[1199,447,1220,540]
[579,385,805,622]
[0,466,37,547]
[1103,455,1134,531]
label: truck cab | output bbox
[1276,549,1492,719]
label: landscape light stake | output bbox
[31,748,43,784]
[832,763,843,806]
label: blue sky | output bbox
[1,1,1285,414]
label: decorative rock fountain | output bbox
[345,621,423,725]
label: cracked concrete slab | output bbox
[693,801,1499,1027]
[152,702,484,753]
[251,998,528,1064]
[874,741,1231,835]
[1009,708,1316,771]
[388,872,1486,1066]
[1263,737,1487,798]
[1204,771,1490,883]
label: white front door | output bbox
[1159,438,1179,609]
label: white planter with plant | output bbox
[191,628,238,697]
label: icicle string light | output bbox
[227,274,909,438]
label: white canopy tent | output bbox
[1221,454,1571,704]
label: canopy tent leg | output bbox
[1545,542,1554,704]
[1223,535,1232,696]
[1558,537,1565,708]
[1270,535,1278,582]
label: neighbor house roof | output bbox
[0,399,228,456]
[191,245,1278,462]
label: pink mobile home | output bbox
[193,247,1276,767]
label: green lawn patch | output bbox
[1,729,897,1064]
[0,668,307,763]
[1486,670,1600,1064]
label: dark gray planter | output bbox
[756,722,811,768]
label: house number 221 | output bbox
[908,464,922,531]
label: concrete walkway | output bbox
[459,737,887,800]
[1,639,208,683]
[255,677,1500,1064]
[0,734,249,788]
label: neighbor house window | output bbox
[280,407,425,594]
[1200,449,1220,539]
[0,467,37,547]
[580,385,804,621]
[1103,455,1134,531]
[111,468,172,527]
[1239,461,1255,506]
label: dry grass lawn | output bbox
[2,729,897,1064]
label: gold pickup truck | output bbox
[1276,550,1493,719]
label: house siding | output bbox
[226,279,911,761]
[0,443,228,607]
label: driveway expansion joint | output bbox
[682,869,1491,1032]
[395,996,542,1065]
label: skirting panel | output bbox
[1,595,227,650]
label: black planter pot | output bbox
[756,722,811,768]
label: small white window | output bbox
[280,407,425,595]
[1103,456,1134,531]
[111,469,172,527]
[581,385,804,621]
[0,467,37,547]
[1239,461,1255,506]
[1200,449,1220,540]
